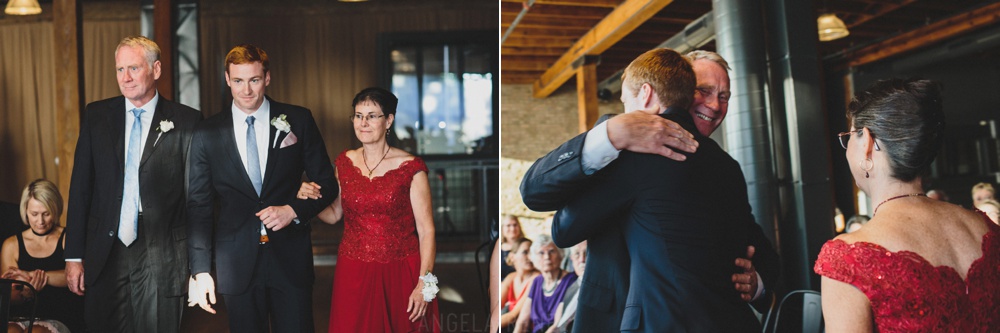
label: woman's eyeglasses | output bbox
[352,114,385,122]
[836,129,880,151]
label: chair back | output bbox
[762,289,823,333]
[0,279,37,331]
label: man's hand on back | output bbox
[606,112,699,161]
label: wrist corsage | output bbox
[419,272,439,302]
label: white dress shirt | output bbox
[231,99,271,180]
[125,93,159,213]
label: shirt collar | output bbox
[125,92,159,114]
[231,98,271,124]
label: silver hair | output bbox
[528,234,564,263]
[686,50,731,71]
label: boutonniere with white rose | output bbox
[158,119,175,133]
[153,119,174,146]
[271,114,299,148]
[271,114,291,133]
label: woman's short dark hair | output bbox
[352,87,398,117]
[847,78,945,182]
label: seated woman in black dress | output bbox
[1,179,83,333]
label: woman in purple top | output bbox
[512,234,578,333]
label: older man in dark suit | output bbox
[521,49,779,332]
[65,36,201,333]
[186,44,336,333]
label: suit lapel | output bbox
[139,99,174,167]
[261,110,284,194]
[220,111,260,199]
[108,97,127,171]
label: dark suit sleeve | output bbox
[749,219,780,310]
[65,108,96,259]
[731,169,780,310]
[286,110,336,221]
[520,114,617,212]
[550,159,632,248]
[186,125,214,275]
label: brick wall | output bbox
[501,84,621,161]
[501,83,621,237]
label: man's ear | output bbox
[640,83,660,110]
[639,83,655,108]
[152,60,162,81]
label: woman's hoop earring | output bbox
[861,158,874,178]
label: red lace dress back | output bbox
[814,213,1000,333]
[328,151,440,333]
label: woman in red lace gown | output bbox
[300,87,439,332]
[814,78,1000,332]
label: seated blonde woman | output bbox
[500,238,538,330]
[1,180,82,333]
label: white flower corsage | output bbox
[419,272,439,302]
[271,114,291,133]
[157,119,174,133]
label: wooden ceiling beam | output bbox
[501,11,606,21]
[843,0,918,28]
[501,14,602,28]
[532,0,675,98]
[500,55,559,71]
[503,46,574,56]
[502,27,592,38]
[502,37,576,48]
[846,1,1000,68]
[500,2,612,18]
[499,0,621,8]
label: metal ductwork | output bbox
[712,0,778,249]
[764,0,836,291]
[597,12,716,98]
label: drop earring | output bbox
[861,158,874,178]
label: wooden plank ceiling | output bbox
[501,0,998,92]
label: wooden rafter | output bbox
[499,0,621,8]
[532,0,675,98]
[846,1,1000,68]
[843,0,918,28]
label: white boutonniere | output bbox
[418,272,439,302]
[271,114,291,133]
[157,120,175,133]
[153,119,174,146]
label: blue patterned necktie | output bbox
[118,108,143,246]
[246,116,263,195]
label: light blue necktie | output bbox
[118,108,143,246]
[246,116,263,195]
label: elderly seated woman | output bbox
[512,235,577,333]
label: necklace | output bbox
[362,144,390,178]
[543,271,566,293]
[873,193,925,216]
[31,227,54,237]
[543,278,561,293]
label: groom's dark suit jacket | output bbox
[521,111,779,332]
[66,95,201,297]
[187,97,336,295]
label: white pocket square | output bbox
[279,131,298,148]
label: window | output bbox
[380,31,497,156]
